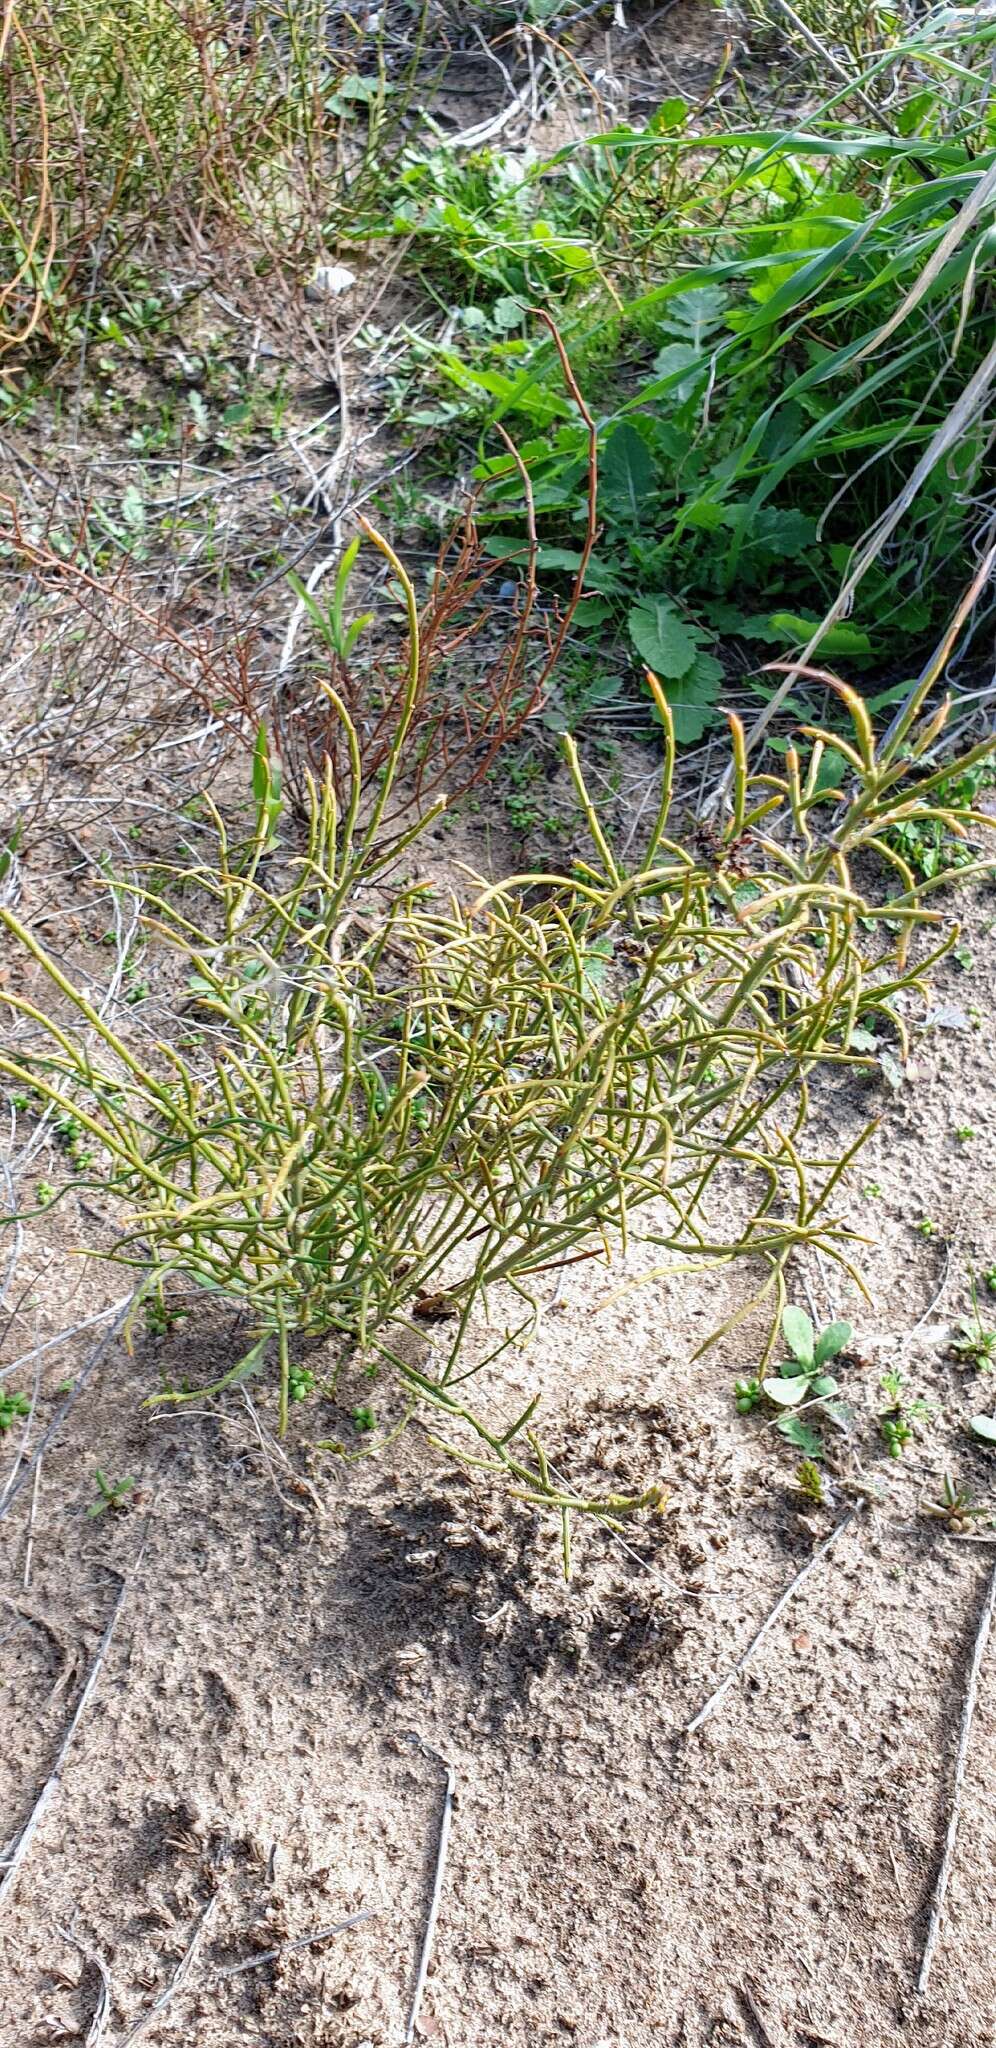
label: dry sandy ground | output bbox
[2,878,995,2048]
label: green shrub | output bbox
[0,0,410,357]
[1,538,993,1550]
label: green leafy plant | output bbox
[87,1468,135,1517]
[0,1389,30,1433]
[444,17,996,729]
[950,1292,996,1370]
[922,1472,989,1534]
[288,1362,316,1404]
[761,1306,852,1411]
[0,549,992,1541]
[878,1368,932,1457]
[733,1376,764,1414]
[795,1457,826,1504]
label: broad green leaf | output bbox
[650,342,704,404]
[628,598,697,679]
[768,614,873,659]
[602,421,656,524]
[782,1305,815,1366]
[849,1026,879,1052]
[814,1320,852,1366]
[120,484,145,533]
[970,1415,996,1444]
[776,1415,823,1456]
[650,98,687,133]
[810,1374,839,1398]
[763,1374,809,1406]
[655,284,728,346]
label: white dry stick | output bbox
[917,1554,996,1995]
[120,1894,219,2045]
[21,1454,41,1589]
[405,1744,456,2047]
[0,1297,132,1384]
[121,1904,375,2039]
[210,1907,377,1982]
[684,1504,865,1734]
[0,1567,135,1910]
[58,1923,114,2046]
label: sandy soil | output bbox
[1,866,995,2048]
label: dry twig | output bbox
[405,1740,456,2047]
[0,1563,138,1911]
[684,1505,865,1734]
[917,1554,996,1994]
[120,1895,219,2045]
[58,1922,114,2047]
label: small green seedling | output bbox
[922,1473,988,1533]
[955,1125,975,1143]
[143,1294,187,1336]
[985,1264,996,1297]
[36,1180,56,1208]
[734,1309,852,1458]
[762,1306,852,1409]
[795,1458,826,1504]
[351,1405,376,1434]
[87,1469,135,1517]
[0,1390,30,1433]
[863,1181,882,1198]
[733,1376,763,1413]
[949,1284,996,1369]
[878,1368,933,1458]
[288,1362,316,1404]
[916,1217,938,1238]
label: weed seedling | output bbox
[795,1458,826,1505]
[0,1390,30,1433]
[922,1473,988,1534]
[88,1469,135,1517]
[762,1306,852,1418]
[735,1308,852,1460]
[288,1363,316,1404]
[878,1369,933,1457]
[143,1295,187,1337]
[351,1406,376,1435]
[950,1283,996,1369]
[734,1376,763,1414]
[916,1218,938,1238]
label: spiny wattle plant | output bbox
[1,535,993,1563]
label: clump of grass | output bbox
[1,539,992,1547]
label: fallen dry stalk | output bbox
[916,1553,996,1995]
[0,1560,138,1911]
[683,1503,865,1735]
